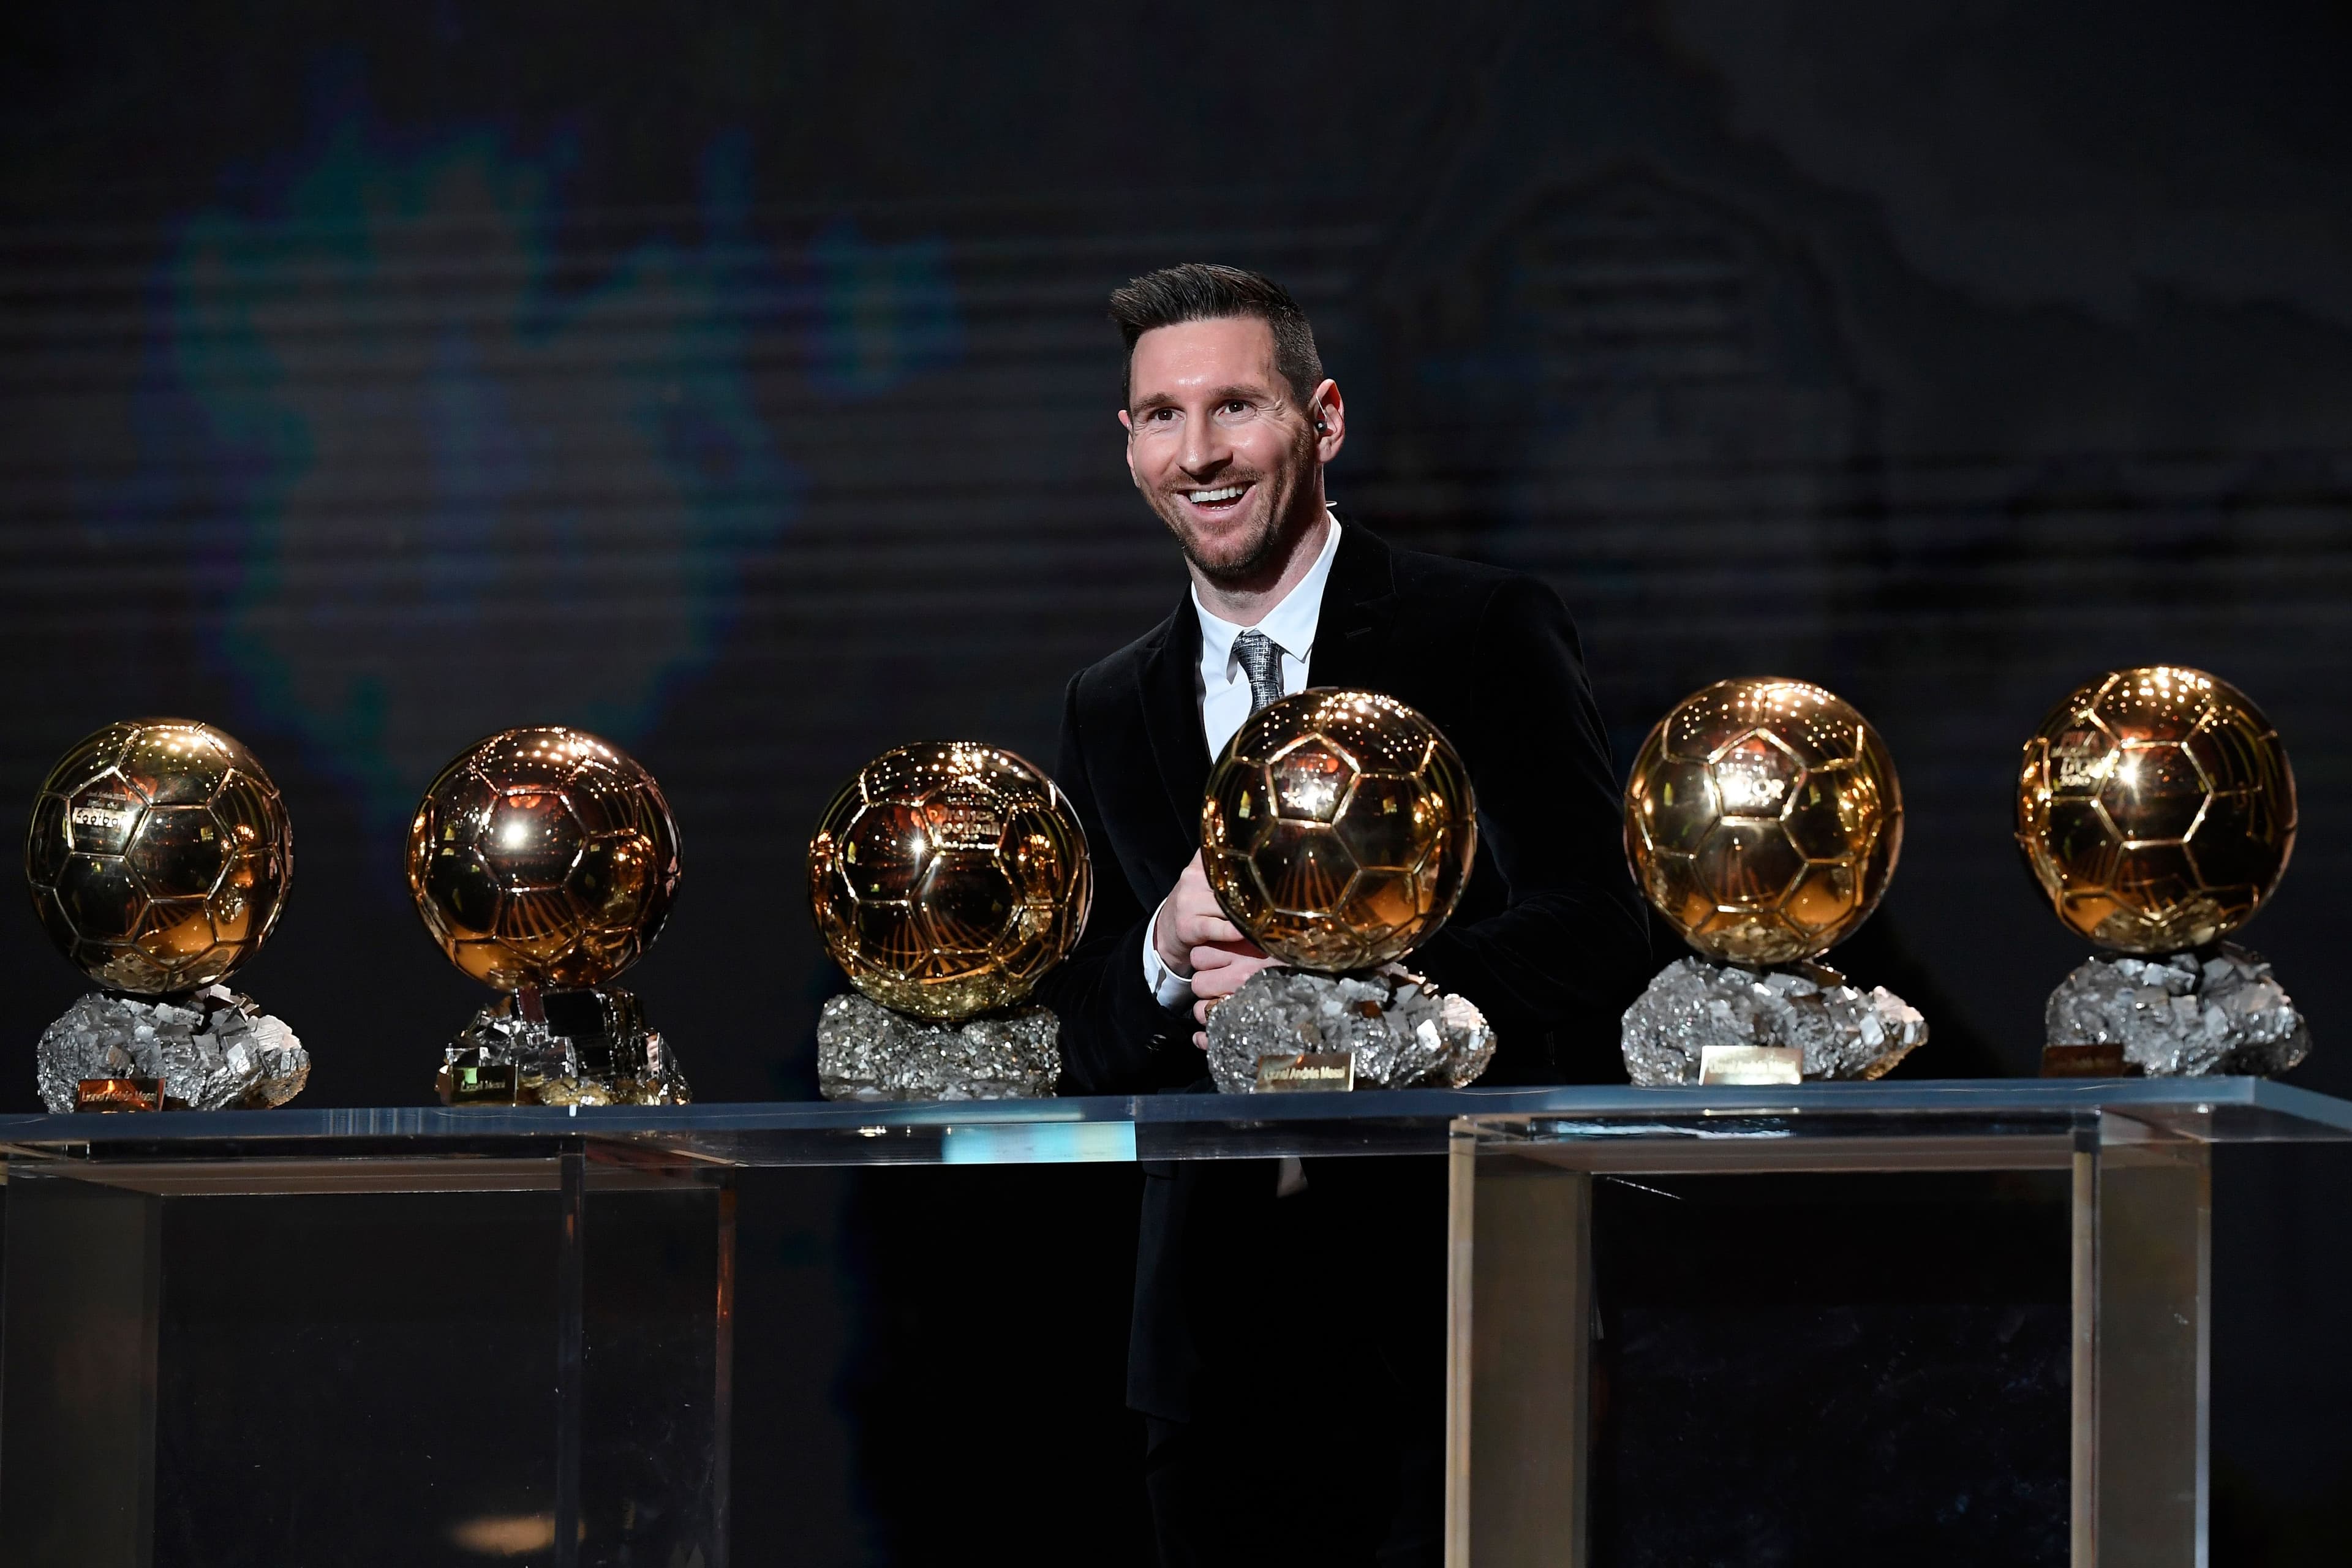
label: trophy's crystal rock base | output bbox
[2045,942,2309,1076]
[439,1010,573,1105]
[1204,968,1494,1095]
[437,987,690,1107]
[816,992,1060,1101]
[37,986,306,1112]
[1621,957,1927,1086]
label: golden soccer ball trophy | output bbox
[1196,689,1494,1093]
[2019,666,2306,1076]
[1619,678,1926,1085]
[407,726,687,1106]
[807,741,1091,1099]
[1201,689,1476,971]
[25,718,307,1112]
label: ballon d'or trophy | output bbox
[1199,689,1493,1093]
[408,726,687,1106]
[1620,678,1927,1085]
[2019,666,2306,1076]
[25,719,307,1112]
[808,742,1091,1099]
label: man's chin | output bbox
[1163,509,1285,584]
[1180,533,1285,587]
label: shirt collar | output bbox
[1193,510,1344,671]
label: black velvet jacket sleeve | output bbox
[1399,573,1651,1082]
[1034,668,1202,1094]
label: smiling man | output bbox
[1036,264,1649,1565]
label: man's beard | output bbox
[1157,483,1289,586]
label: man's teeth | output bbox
[1188,486,1246,503]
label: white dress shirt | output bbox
[1142,513,1344,1006]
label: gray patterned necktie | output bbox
[1232,628,1286,714]
[1232,625,1303,1199]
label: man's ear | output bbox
[1118,408,1139,487]
[1310,379,1346,462]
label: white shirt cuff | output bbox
[1141,898,1196,1009]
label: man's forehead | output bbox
[1129,315,1282,402]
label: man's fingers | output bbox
[1192,1031,1207,1050]
[1188,970,1256,1009]
[1195,937,1270,962]
[1188,942,1236,972]
[1173,914,1244,949]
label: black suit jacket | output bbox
[1036,517,1650,1419]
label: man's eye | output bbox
[1221,400,1248,415]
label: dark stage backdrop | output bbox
[5,2,2351,1562]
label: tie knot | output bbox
[1232,630,1286,714]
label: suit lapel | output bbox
[1137,594,1212,846]
[1306,513,1399,693]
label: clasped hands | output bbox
[1155,851,1280,1049]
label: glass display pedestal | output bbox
[0,1142,732,1568]
[2,1079,2347,1566]
[1444,1084,2352,1568]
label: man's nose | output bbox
[1178,417,1229,476]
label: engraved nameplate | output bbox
[445,1063,520,1106]
[1696,1044,1803,1086]
[1256,1052,1355,1092]
[76,1077,163,1113]
[2041,1043,2136,1079]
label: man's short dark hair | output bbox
[1109,263,1324,409]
